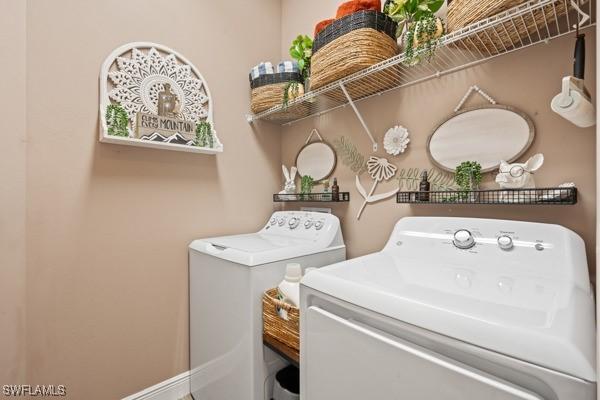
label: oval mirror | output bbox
[296,142,337,182]
[427,106,535,173]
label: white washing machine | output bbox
[189,211,345,400]
[301,217,596,400]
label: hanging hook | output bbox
[571,0,590,29]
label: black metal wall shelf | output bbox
[274,192,350,203]
[397,187,577,205]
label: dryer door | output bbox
[304,306,544,400]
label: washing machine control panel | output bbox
[262,211,337,240]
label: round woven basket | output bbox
[447,0,570,55]
[251,83,304,114]
[447,0,527,31]
[311,28,398,90]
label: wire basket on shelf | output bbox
[397,187,578,205]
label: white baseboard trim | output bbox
[122,371,190,400]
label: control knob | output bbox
[497,235,514,251]
[288,217,300,229]
[278,218,286,227]
[314,221,324,230]
[304,220,314,229]
[453,229,475,250]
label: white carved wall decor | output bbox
[99,42,223,154]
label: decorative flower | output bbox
[367,156,398,182]
[108,47,209,127]
[383,125,410,156]
[356,157,399,220]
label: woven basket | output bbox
[263,288,299,351]
[311,11,398,90]
[447,0,571,55]
[250,72,303,114]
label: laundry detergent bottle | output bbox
[277,263,302,307]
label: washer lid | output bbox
[189,233,339,266]
[302,217,596,382]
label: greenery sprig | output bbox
[105,104,130,137]
[404,17,443,65]
[333,136,367,175]
[195,121,214,148]
[282,81,301,108]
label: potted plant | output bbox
[300,175,315,201]
[455,161,482,202]
[289,35,313,90]
[383,0,445,65]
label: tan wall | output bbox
[0,0,27,386]
[280,0,597,276]
[24,0,281,399]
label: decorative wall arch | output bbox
[99,42,223,154]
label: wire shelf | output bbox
[274,192,350,202]
[248,0,595,125]
[396,187,577,205]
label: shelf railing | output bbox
[397,187,578,205]
[247,0,594,126]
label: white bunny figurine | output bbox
[495,153,544,189]
[279,165,298,194]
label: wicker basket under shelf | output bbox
[310,10,398,90]
[447,0,572,55]
[263,288,299,351]
[250,73,304,114]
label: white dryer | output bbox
[301,217,596,400]
[189,211,345,400]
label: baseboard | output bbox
[122,371,190,400]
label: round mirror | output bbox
[427,106,535,173]
[296,142,337,182]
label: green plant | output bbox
[333,136,368,175]
[404,16,444,65]
[105,104,130,137]
[300,175,314,194]
[282,81,301,108]
[455,161,482,191]
[289,35,313,80]
[383,0,445,65]
[195,121,214,148]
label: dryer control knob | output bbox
[278,218,286,226]
[497,235,514,251]
[270,218,277,226]
[304,220,314,229]
[453,229,475,250]
[314,221,324,230]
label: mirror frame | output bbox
[295,141,338,183]
[426,105,535,173]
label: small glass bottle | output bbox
[322,179,332,201]
[418,171,430,202]
[331,178,340,202]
